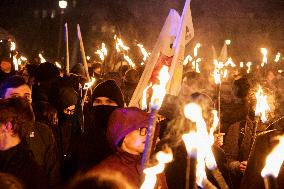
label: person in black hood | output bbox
[63,79,124,181]
[49,77,82,165]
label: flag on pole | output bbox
[129,9,181,107]
[167,0,194,95]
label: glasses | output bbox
[138,127,148,136]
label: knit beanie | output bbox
[34,62,60,83]
[106,107,149,150]
[92,80,124,107]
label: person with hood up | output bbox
[91,107,168,189]
[63,79,124,181]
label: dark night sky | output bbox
[0,0,284,64]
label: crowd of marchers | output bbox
[1,47,284,189]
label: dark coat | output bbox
[92,150,168,189]
[240,129,284,189]
[223,116,267,189]
[0,141,48,189]
[27,122,61,189]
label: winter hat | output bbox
[92,80,124,107]
[106,107,149,150]
[124,69,139,84]
[34,62,60,83]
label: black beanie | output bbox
[92,80,124,107]
[34,62,60,83]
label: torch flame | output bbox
[114,35,130,52]
[10,41,16,51]
[39,53,46,63]
[195,58,201,73]
[255,86,271,123]
[142,83,152,111]
[83,77,96,90]
[140,150,173,189]
[150,66,170,110]
[261,135,284,178]
[194,43,201,57]
[246,62,252,73]
[183,103,218,187]
[55,62,62,69]
[274,52,281,63]
[261,48,268,67]
[225,40,231,45]
[137,44,150,62]
[213,69,221,85]
[123,55,135,68]
[240,62,244,68]
[13,56,18,71]
[183,55,193,66]
[95,43,108,61]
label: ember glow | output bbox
[83,77,96,90]
[142,83,152,111]
[39,53,46,63]
[261,48,268,67]
[261,135,284,178]
[255,86,271,123]
[150,66,170,110]
[140,150,173,189]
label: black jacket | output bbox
[27,122,61,188]
[0,141,48,189]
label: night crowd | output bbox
[0,39,284,189]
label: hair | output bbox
[67,170,134,189]
[0,98,35,139]
[0,172,24,189]
[0,76,28,98]
[32,101,57,126]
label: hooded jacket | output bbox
[91,107,168,189]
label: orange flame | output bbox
[261,135,284,178]
[255,86,271,123]
[140,150,173,189]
